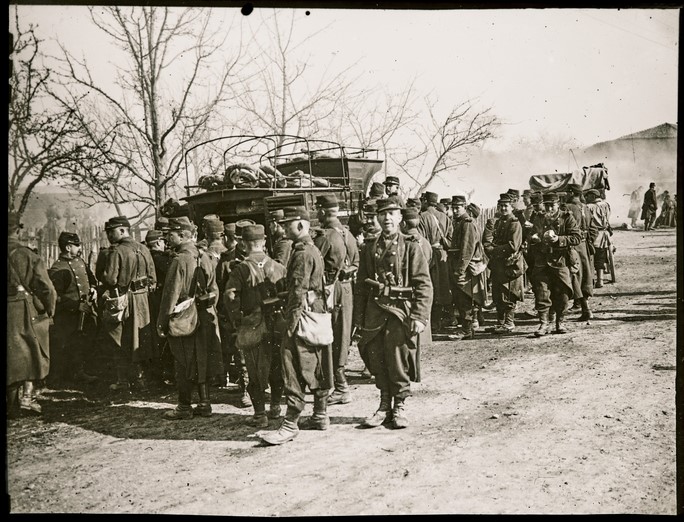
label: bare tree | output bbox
[8,12,88,218]
[48,6,246,221]
[232,9,362,157]
[394,97,500,195]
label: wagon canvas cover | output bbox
[529,165,610,193]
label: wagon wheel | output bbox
[607,244,617,283]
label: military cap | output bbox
[278,206,310,223]
[315,194,338,208]
[205,219,224,235]
[224,222,237,237]
[530,192,543,203]
[8,211,23,231]
[202,213,220,222]
[466,202,481,218]
[383,176,400,186]
[402,207,420,220]
[145,230,164,244]
[507,188,521,197]
[154,217,170,231]
[105,215,131,230]
[235,218,256,237]
[522,189,533,196]
[451,194,467,206]
[168,216,195,232]
[268,209,285,222]
[497,193,513,204]
[362,200,378,215]
[424,191,439,205]
[406,198,421,209]
[58,231,81,247]
[585,189,601,198]
[376,196,403,213]
[543,193,560,203]
[242,224,265,241]
[567,183,583,195]
[369,182,385,198]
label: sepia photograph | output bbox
[6,2,679,515]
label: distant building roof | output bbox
[616,123,677,141]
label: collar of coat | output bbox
[175,241,199,256]
[293,234,314,250]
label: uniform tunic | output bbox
[353,232,433,398]
[313,217,360,368]
[484,213,525,308]
[158,242,222,383]
[565,199,596,298]
[48,254,98,381]
[449,213,487,315]
[7,238,57,386]
[418,206,452,306]
[102,237,156,361]
[271,236,292,267]
[281,234,333,412]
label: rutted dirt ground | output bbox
[6,228,677,515]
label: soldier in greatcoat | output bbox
[448,195,487,340]
[565,184,597,321]
[641,182,658,231]
[585,189,612,289]
[313,194,360,405]
[353,197,433,429]
[48,231,99,387]
[528,193,582,336]
[101,215,156,391]
[260,206,333,445]
[157,217,223,419]
[484,194,525,333]
[224,224,287,428]
[267,209,293,267]
[7,212,57,417]
[418,191,453,331]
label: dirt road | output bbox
[6,227,677,514]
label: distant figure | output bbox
[655,191,676,228]
[627,186,643,229]
[641,182,658,231]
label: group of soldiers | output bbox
[6,175,613,445]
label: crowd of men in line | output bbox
[7,175,617,445]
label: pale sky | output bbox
[15,5,678,149]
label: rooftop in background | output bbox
[615,122,677,141]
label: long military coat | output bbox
[7,238,57,385]
[484,213,525,302]
[102,237,156,359]
[158,241,222,383]
[565,199,596,298]
[418,205,452,306]
[449,213,487,307]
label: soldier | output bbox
[313,194,360,405]
[7,212,57,417]
[224,224,287,427]
[267,209,293,267]
[528,193,581,336]
[418,191,453,331]
[641,182,658,231]
[522,190,534,221]
[145,229,174,386]
[484,194,525,333]
[367,181,385,200]
[466,202,486,330]
[565,184,597,321]
[507,188,527,212]
[47,231,99,387]
[352,196,432,429]
[260,206,333,445]
[406,197,422,210]
[383,176,406,207]
[101,215,157,391]
[157,217,222,419]
[401,207,432,266]
[362,200,382,240]
[216,222,238,389]
[440,198,453,220]
[448,195,487,340]
[585,189,612,289]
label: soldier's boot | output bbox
[486,310,505,333]
[555,309,569,334]
[193,383,212,417]
[132,363,149,391]
[238,368,252,408]
[328,367,352,405]
[548,309,556,326]
[569,299,582,312]
[451,319,474,340]
[300,390,330,430]
[361,389,393,428]
[110,364,131,391]
[19,381,42,415]
[73,362,98,384]
[252,396,269,429]
[595,269,604,288]
[494,310,515,334]
[577,297,594,322]
[534,310,551,337]
[392,396,409,429]
[164,379,193,420]
[360,365,373,379]
[268,385,283,419]
[260,407,301,445]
